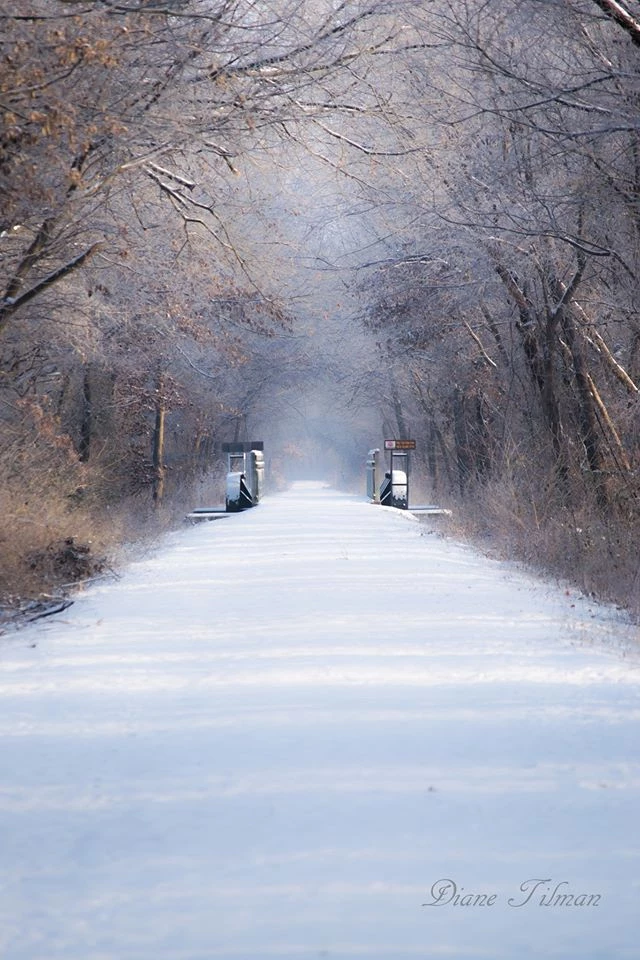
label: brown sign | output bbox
[384,439,416,450]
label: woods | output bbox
[360,0,640,609]
[1,0,639,612]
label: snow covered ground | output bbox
[1,481,639,960]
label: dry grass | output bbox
[0,417,226,612]
[445,468,640,620]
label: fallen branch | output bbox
[558,282,639,395]
[588,0,640,47]
[463,320,498,368]
[26,599,74,622]
[586,372,632,472]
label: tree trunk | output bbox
[78,365,92,463]
[452,386,472,494]
[541,309,565,467]
[427,419,438,489]
[472,393,491,479]
[561,311,608,505]
[390,380,409,438]
[152,373,166,504]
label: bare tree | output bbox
[0,0,410,335]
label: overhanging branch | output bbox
[0,243,102,335]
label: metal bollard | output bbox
[366,448,380,502]
[247,449,264,503]
[379,451,409,509]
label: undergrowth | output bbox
[440,471,640,622]
[0,460,226,622]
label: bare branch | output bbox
[463,320,498,368]
[0,243,102,334]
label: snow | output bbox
[0,481,639,960]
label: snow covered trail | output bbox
[1,481,639,960]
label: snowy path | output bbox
[1,481,639,960]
